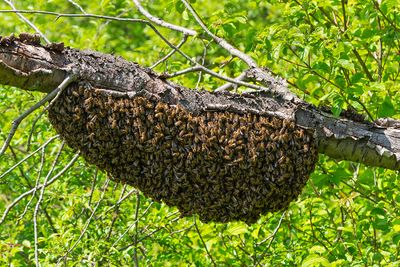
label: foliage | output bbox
[0,0,399,265]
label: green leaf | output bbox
[312,173,331,188]
[182,10,189,20]
[301,255,330,267]
[378,96,395,118]
[175,1,185,13]
[370,207,386,217]
[309,245,326,254]
[337,59,355,71]
[393,234,400,245]
[358,168,374,185]
[225,223,248,236]
[251,224,262,238]
[22,240,31,248]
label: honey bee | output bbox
[207,136,217,143]
[183,133,194,139]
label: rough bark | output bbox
[1,35,400,170]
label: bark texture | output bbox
[1,34,400,171]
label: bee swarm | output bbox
[48,84,318,224]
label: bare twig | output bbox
[16,147,45,222]
[0,152,79,225]
[8,146,57,233]
[33,142,65,266]
[88,168,98,207]
[98,188,137,220]
[26,109,46,152]
[150,35,188,69]
[0,9,269,92]
[0,135,59,180]
[161,66,203,78]
[169,223,194,236]
[0,75,76,156]
[196,40,210,89]
[194,217,217,267]
[180,0,257,68]
[215,71,248,92]
[67,0,87,14]
[131,0,197,36]
[255,211,286,266]
[133,191,141,267]
[3,0,51,44]
[61,178,110,264]
[111,201,154,249]
[0,9,149,23]
[105,184,128,241]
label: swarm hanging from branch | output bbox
[1,34,400,223]
[47,84,317,223]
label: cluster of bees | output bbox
[48,84,318,224]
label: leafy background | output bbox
[0,0,399,265]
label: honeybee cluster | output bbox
[48,84,318,224]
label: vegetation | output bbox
[0,0,399,265]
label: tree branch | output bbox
[0,75,76,156]
[1,37,400,170]
[180,0,257,68]
[3,0,51,44]
[132,0,197,36]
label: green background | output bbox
[0,0,399,265]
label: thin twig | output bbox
[133,191,141,267]
[105,184,127,241]
[0,75,76,156]
[0,135,59,180]
[87,168,98,207]
[33,142,65,266]
[215,71,248,92]
[340,0,348,32]
[169,223,194,236]
[309,208,330,252]
[219,233,247,265]
[9,146,57,233]
[195,40,210,89]
[372,0,399,32]
[0,9,150,23]
[111,201,154,249]
[61,178,110,264]
[0,152,79,225]
[17,147,45,222]
[181,0,257,68]
[136,215,179,243]
[132,0,196,36]
[150,35,188,69]
[67,0,86,14]
[26,109,46,152]
[98,188,137,220]
[255,211,286,266]
[0,9,268,92]
[161,66,203,78]
[313,4,375,82]
[3,0,50,44]
[194,217,217,267]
